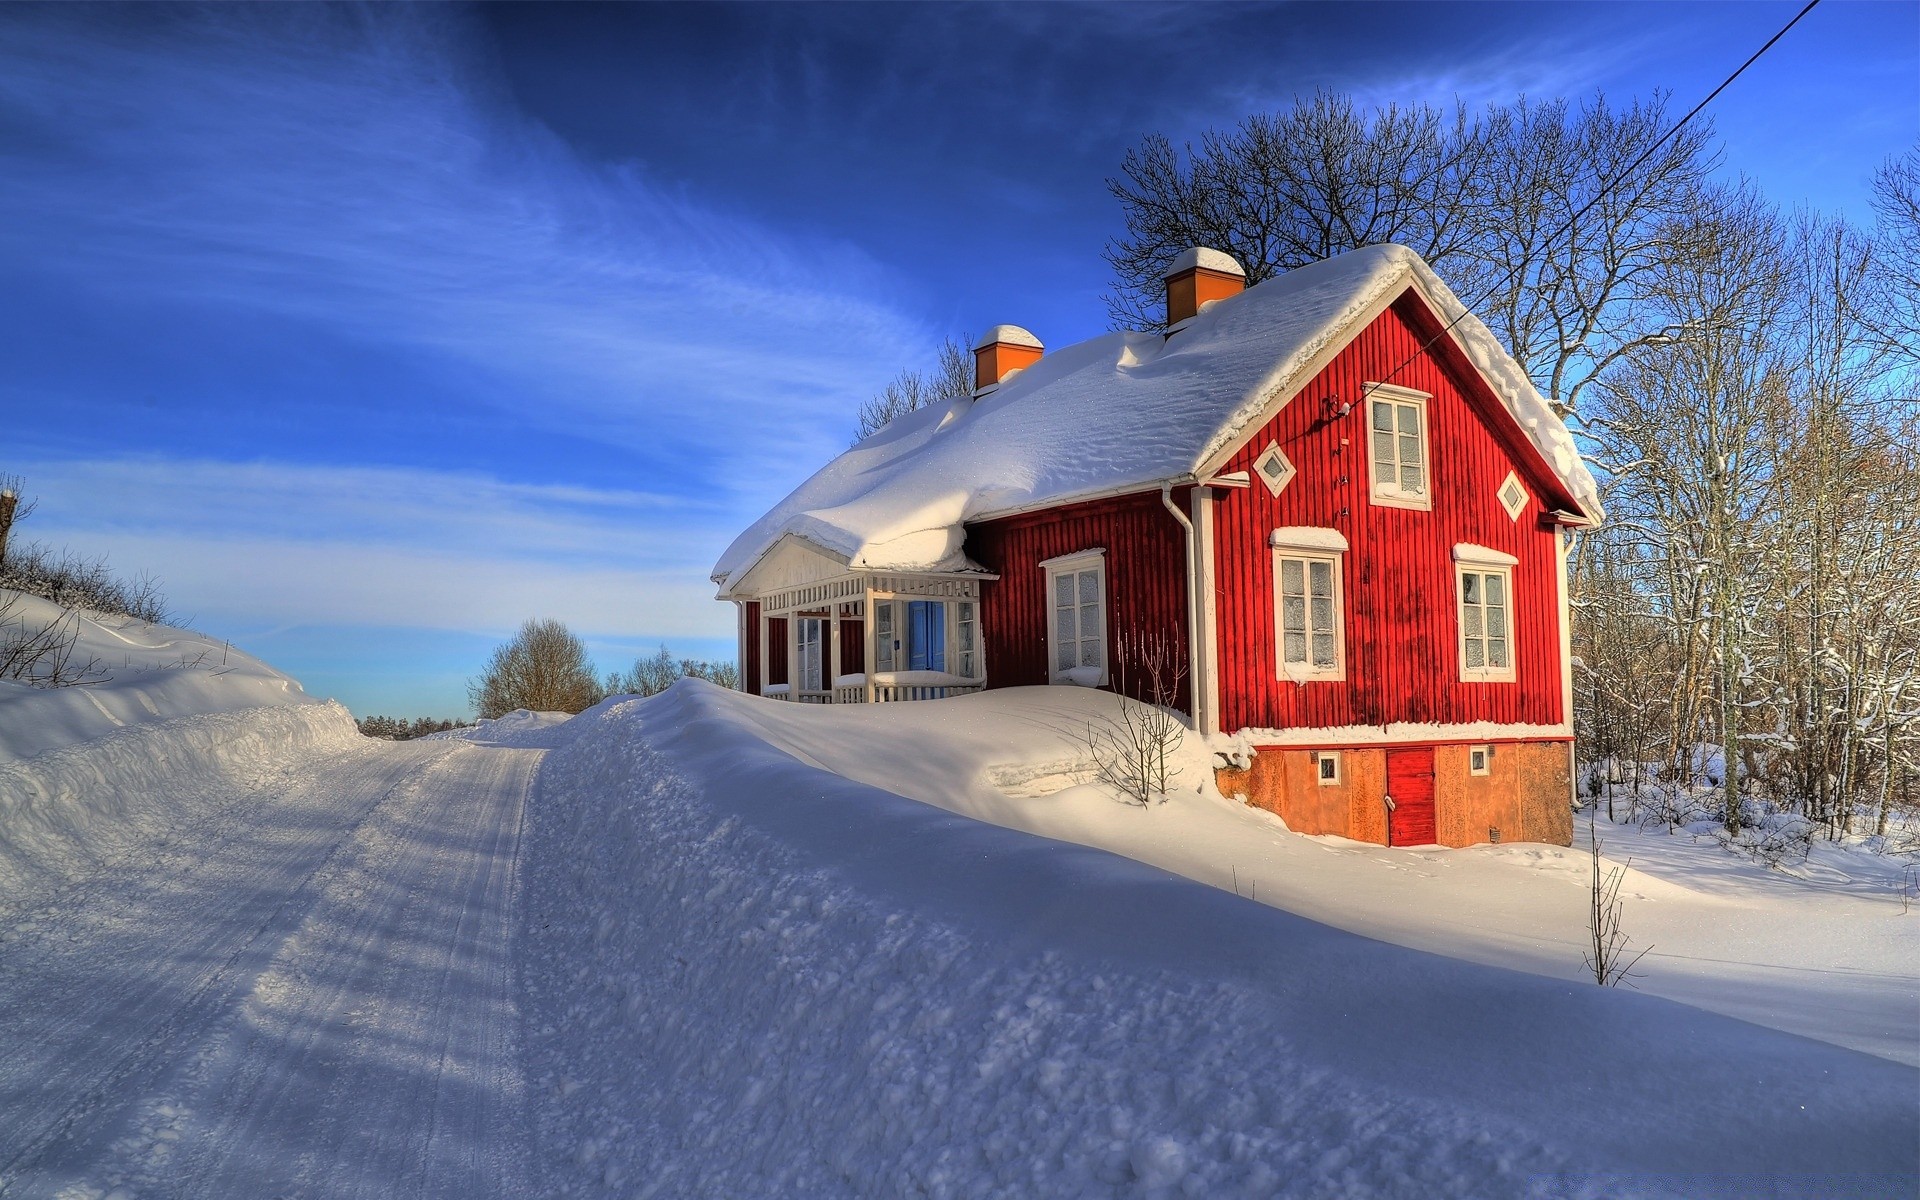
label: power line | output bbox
[1363,0,1823,406]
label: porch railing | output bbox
[764,683,987,704]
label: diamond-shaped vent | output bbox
[1498,471,1528,521]
[1253,443,1295,497]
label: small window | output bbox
[1042,551,1107,684]
[873,600,896,673]
[1469,745,1491,776]
[1458,566,1516,682]
[797,618,823,692]
[1252,442,1296,497]
[1497,471,1529,522]
[1316,751,1341,786]
[1365,383,1432,510]
[1273,549,1345,680]
[956,600,977,679]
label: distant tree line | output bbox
[356,715,471,740]
[604,644,740,697]
[467,618,739,719]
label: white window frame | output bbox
[1364,382,1433,511]
[797,617,824,692]
[871,596,967,678]
[1040,549,1108,685]
[1252,441,1296,497]
[1315,751,1342,786]
[1469,744,1492,776]
[872,598,897,674]
[955,598,979,680]
[1271,530,1347,682]
[1454,547,1518,683]
[1497,470,1529,522]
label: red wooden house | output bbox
[712,245,1601,846]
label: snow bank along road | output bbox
[0,718,540,1198]
[1,686,1915,1198]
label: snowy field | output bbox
[1,602,1914,1196]
[675,683,1920,1068]
[521,682,1917,1197]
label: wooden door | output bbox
[1386,747,1436,846]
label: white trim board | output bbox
[1232,721,1573,746]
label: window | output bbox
[1469,745,1492,776]
[873,599,947,674]
[956,600,978,679]
[874,600,896,673]
[1497,471,1529,522]
[797,618,823,691]
[1252,442,1296,497]
[1270,529,1348,682]
[1457,566,1515,681]
[1365,383,1432,510]
[1041,550,1106,684]
[1316,751,1341,786]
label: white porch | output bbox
[735,538,993,704]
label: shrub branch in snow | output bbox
[1584,815,1651,988]
[0,593,107,688]
[1080,631,1187,806]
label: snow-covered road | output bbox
[0,736,536,1198]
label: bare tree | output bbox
[1104,92,1489,329]
[1103,89,1715,406]
[0,474,37,569]
[468,618,603,719]
[854,334,974,442]
[1587,185,1791,837]
[1868,146,1920,364]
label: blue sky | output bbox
[3,1,1914,717]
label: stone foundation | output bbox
[1215,741,1574,847]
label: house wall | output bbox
[1216,740,1572,846]
[839,617,865,678]
[1211,292,1572,734]
[765,617,789,688]
[743,600,762,695]
[967,489,1192,712]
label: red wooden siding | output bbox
[839,618,865,677]
[967,489,1192,712]
[1212,291,1566,733]
[1386,746,1437,846]
[743,601,762,694]
[765,617,789,687]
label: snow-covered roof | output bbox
[714,244,1600,594]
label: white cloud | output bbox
[16,457,734,640]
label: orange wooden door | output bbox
[1386,747,1436,846]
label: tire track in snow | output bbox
[0,739,446,1193]
[153,742,535,1198]
[0,737,536,1198]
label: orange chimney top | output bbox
[972,325,1043,394]
[1164,247,1246,327]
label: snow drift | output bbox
[519,681,1917,1197]
[0,591,353,922]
